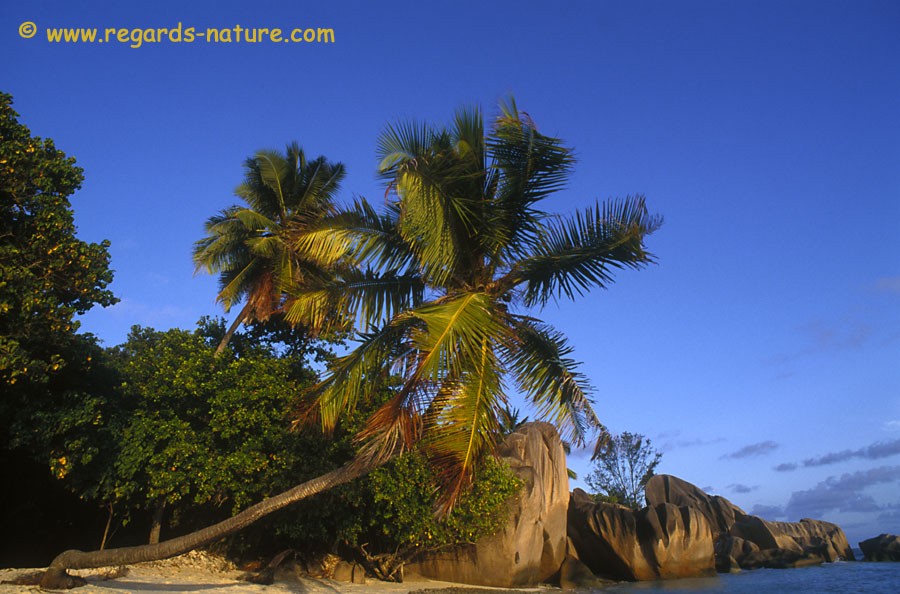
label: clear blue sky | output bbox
[3,0,898,545]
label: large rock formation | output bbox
[567,489,716,581]
[645,475,855,570]
[859,534,900,561]
[644,474,745,535]
[408,422,569,587]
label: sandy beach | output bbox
[0,552,539,594]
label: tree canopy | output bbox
[0,91,118,478]
[193,143,347,353]
[0,92,116,392]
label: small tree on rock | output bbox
[587,431,662,509]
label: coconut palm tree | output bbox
[192,142,346,354]
[39,101,660,588]
[290,99,662,506]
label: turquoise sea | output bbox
[595,562,899,593]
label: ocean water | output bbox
[593,562,900,593]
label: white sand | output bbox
[0,566,518,594]
[0,552,539,594]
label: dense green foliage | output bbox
[0,92,121,565]
[0,91,119,522]
[0,93,116,392]
[364,452,520,553]
[107,324,317,537]
[587,431,662,509]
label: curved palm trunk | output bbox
[215,302,252,355]
[40,459,377,589]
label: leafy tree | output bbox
[586,431,662,509]
[0,90,115,413]
[0,92,118,562]
[40,101,660,588]
[193,143,346,353]
[108,324,315,544]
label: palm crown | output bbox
[294,100,662,506]
[193,143,346,351]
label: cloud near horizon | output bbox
[750,504,785,519]
[783,465,900,520]
[774,438,900,472]
[721,440,779,460]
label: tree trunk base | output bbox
[39,567,86,589]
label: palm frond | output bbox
[245,235,283,259]
[291,198,412,271]
[405,292,504,383]
[486,103,575,261]
[425,337,506,512]
[214,258,264,311]
[282,267,424,333]
[341,268,425,329]
[254,150,290,218]
[354,390,425,466]
[510,196,662,307]
[233,207,276,232]
[306,317,420,433]
[504,317,600,446]
[451,104,485,168]
[395,170,463,286]
[377,119,433,179]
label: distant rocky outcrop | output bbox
[567,488,716,581]
[408,442,856,586]
[408,422,569,587]
[645,475,855,570]
[859,534,900,562]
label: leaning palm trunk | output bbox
[40,459,375,589]
[215,302,252,355]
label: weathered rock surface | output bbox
[645,475,855,570]
[409,422,569,587]
[567,488,716,581]
[645,474,746,535]
[859,534,900,562]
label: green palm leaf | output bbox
[511,196,662,307]
[308,317,420,433]
[505,317,601,445]
[486,98,575,261]
[405,292,503,383]
[425,337,506,511]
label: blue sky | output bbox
[3,0,898,545]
